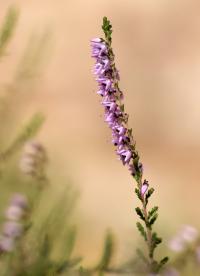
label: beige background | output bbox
[1,0,200,264]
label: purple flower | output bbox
[24,140,44,156]
[168,235,185,252]
[117,149,132,165]
[20,140,47,178]
[5,194,28,221]
[113,125,127,136]
[94,58,110,76]
[180,225,198,242]
[11,194,28,210]
[3,222,23,238]
[5,206,24,221]
[97,88,105,97]
[0,236,15,253]
[91,38,107,58]
[0,193,28,254]
[102,100,117,112]
[112,135,129,149]
[105,112,116,124]
[168,225,198,254]
[141,180,149,196]
[163,268,180,276]
[96,78,112,91]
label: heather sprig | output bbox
[167,225,200,273]
[0,113,45,164]
[91,17,168,273]
[0,193,28,254]
[20,140,48,186]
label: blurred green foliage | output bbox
[0,6,18,58]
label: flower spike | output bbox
[91,17,168,273]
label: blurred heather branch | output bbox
[0,113,45,163]
[15,29,51,82]
[0,6,80,276]
[0,23,51,141]
[95,231,114,273]
[0,6,18,58]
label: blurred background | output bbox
[1,0,200,267]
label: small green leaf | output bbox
[148,206,158,220]
[149,232,162,258]
[135,207,145,221]
[155,256,169,272]
[145,188,154,205]
[135,188,142,202]
[159,256,169,266]
[136,222,147,241]
[149,213,158,226]
[152,232,162,245]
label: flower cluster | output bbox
[19,140,47,178]
[163,267,179,276]
[168,225,198,252]
[0,194,28,253]
[91,37,143,182]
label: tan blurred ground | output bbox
[1,0,200,264]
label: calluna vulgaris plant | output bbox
[1,6,200,275]
[91,17,169,274]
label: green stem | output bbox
[142,198,153,261]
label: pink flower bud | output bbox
[5,206,24,221]
[141,180,149,196]
[0,236,15,252]
[3,222,23,238]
